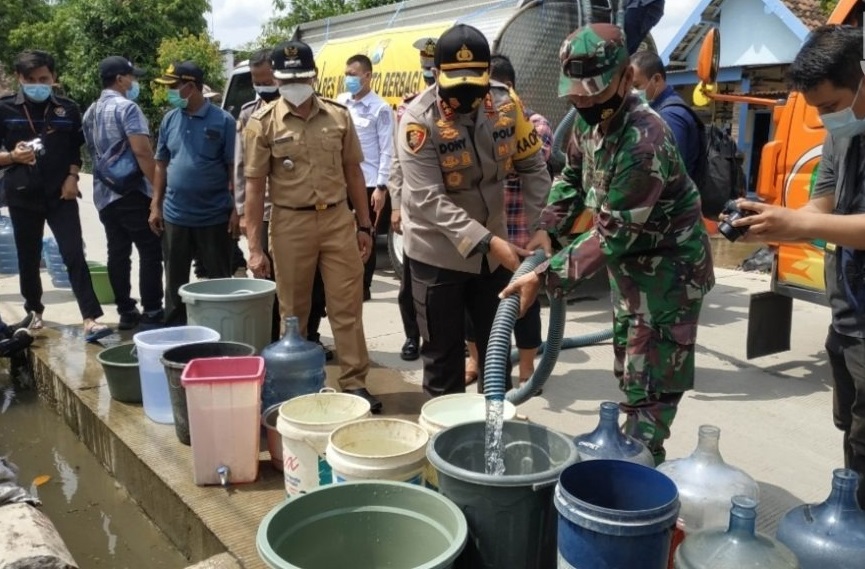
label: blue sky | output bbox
[210,0,697,52]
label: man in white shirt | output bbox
[338,54,394,301]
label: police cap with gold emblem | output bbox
[155,61,204,85]
[434,24,490,88]
[412,37,437,69]
[558,23,628,98]
[271,40,317,80]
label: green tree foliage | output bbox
[1,0,219,130]
[820,0,839,15]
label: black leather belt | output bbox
[281,200,344,211]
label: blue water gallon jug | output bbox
[574,401,655,467]
[42,237,70,288]
[776,468,865,569]
[260,316,326,411]
[0,216,19,275]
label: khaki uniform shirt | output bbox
[396,82,550,274]
[235,98,273,221]
[244,96,363,208]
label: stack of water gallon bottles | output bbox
[94,274,865,569]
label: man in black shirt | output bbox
[0,50,112,342]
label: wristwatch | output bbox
[357,226,373,236]
[473,233,494,256]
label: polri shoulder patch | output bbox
[405,123,428,154]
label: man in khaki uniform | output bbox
[397,24,551,396]
[243,40,380,412]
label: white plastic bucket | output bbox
[326,418,430,485]
[419,394,518,435]
[276,390,371,496]
[420,394,518,489]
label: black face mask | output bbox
[576,91,625,126]
[423,73,435,87]
[259,90,280,103]
[438,84,489,115]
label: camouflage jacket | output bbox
[537,94,714,315]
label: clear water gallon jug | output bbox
[42,236,70,288]
[657,424,759,533]
[260,316,326,411]
[573,401,654,467]
[0,216,18,275]
[776,468,865,569]
[675,496,799,568]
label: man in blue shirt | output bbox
[83,56,164,330]
[630,50,701,183]
[151,61,238,325]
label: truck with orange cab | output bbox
[695,0,864,358]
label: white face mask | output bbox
[821,80,865,139]
[279,83,314,107]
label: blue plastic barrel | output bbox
[555,460,680,569]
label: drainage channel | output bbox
[1,382,189,569]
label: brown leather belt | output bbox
[280,200,344,212]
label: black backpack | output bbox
[656,98,744,219]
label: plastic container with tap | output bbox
[657,425,759,534]
[674,496,799,568]
[573,401,654,467]
[776,468,865,568]
[260,316,326,411]
[181,356,265,486]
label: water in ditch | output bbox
[1,378,188,569]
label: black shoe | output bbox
[363,289,372,302]
[7,312,35,337]
[118,309,141,331]
[0,330,33,357]
[139,310,164,330]
[400,338,419,361]
[345,388,382,414]
[318,342,334,362]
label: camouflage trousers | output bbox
[612,299,704,466]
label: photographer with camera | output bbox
[730,25,865,508]
[0,50,112,342]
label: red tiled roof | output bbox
[781,0,825,30]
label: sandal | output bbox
[30,313,43,331]
[84,322,114,343]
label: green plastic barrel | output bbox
[179,278,276,352]
[87,261,114,305]
[257,481,467,569]
[96,343,142,403]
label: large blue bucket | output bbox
[555,460,679,569]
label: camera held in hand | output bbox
[717,200,752,242]
[22,137,45,156]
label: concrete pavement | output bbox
[2,174,844,567]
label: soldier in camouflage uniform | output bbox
[502,23,715,463]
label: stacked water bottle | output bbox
[42,236,73,289]
[0,215,18,275]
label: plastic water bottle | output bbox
[260,316,326,411]
[42,237,71,288]
[0,216,19,275]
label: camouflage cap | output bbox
[558,23,628,97]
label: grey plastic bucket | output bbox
[179,278,276,353]
[160,341,256,445]
[555,460,680,569]
[427,420,579,569]
[257,480,468,569]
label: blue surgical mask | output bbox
[344,75,362,95]
[635,88,648,102]
[167,88,188,110]
[821,81,865,138]
[22,83,52,103]
[126,80,140,101]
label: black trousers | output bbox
[826,327,865,509]
[399,253,419,340]
[98,191,163,315]
[410,257,513,397]
[163,219,233,326]
[262,220,326,342]
[9,199,102,320]
[348,187,392,293]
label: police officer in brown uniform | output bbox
[243,41,381,412]
[397,24,551,397]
